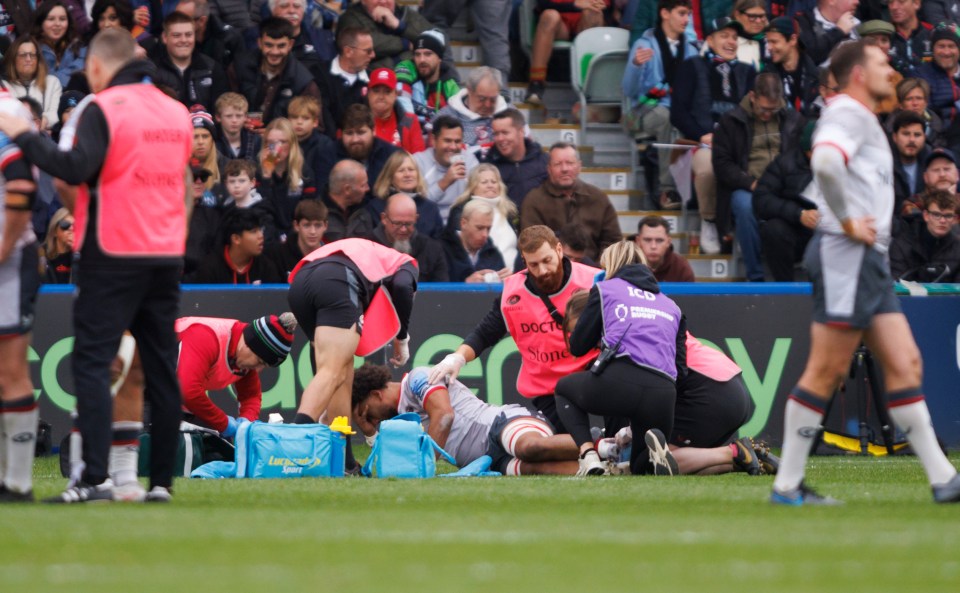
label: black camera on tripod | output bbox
[812,345,906,455]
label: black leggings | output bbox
[555,359,676,475]
[671,372,755,447]
[603,371,756,448]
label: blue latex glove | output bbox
[222,416,239,438]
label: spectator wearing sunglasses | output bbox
[41,207,75,283]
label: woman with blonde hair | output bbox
[41,207,75,283]
[190,109,224,189]
[598,239,646,279]
[3,35,63,128]
[554,240,685,476]
[371,150,443,238]
[561,277,767,478]
[258,117,316,240]
[447,164,520,271]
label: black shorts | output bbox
[0,241,39,337]
[670,371,755,448]
[287,261,367,339]
[485,407,553,473]
[805,233,901,330]
[531,395,565,434]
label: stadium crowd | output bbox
[2,0,960,504]
[625,0,960,282]
[0,0,954,286]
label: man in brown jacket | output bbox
[633,216,695,282]
[520,142,622,261]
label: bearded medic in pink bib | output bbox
[287,238,419,473]
[429,225,599,434]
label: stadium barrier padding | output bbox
[31,283,960,448]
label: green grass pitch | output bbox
[2,453,959,593]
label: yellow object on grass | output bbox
[822,431,910,456]
[329,416,356,436]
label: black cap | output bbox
[58,90,85,120]
[766,16,795,38]
[925,147,957,170]
[706,16,744,36]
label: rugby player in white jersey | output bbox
[352,364,586,475]
[0,92,38,502]
[771,39,960,505]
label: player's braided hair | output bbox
[351,364,392,410]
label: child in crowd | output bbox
[256,117,317,240]
[223,159,276,243]
[265,199,329,281]
[287,96,336,189]
[51,90,85,143]
[215,92,261,162]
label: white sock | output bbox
[887,391,957,486]
[67,410,85,487]
[773,391,826,493]
[0,411,7,487]
[2,396,38,494]
[109,421,143,486]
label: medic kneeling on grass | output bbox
[175,313,297,437]
[67,313,298,502]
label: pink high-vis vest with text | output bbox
[288,238,417,284]
[288,239,417,356]
[500,262,599,398]
[175,317,245,391]
[73,84,192,256]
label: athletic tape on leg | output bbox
[501,417,553,457]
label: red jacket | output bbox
[374,105,425,154]
[176,318,262,432]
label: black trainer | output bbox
[525,81,546,105]
[732,438,761,475]
[0,485,34,503]
[644,429,679,476]
[750,438,780,475]
[44,482,113,504]
[658,190,682,210]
